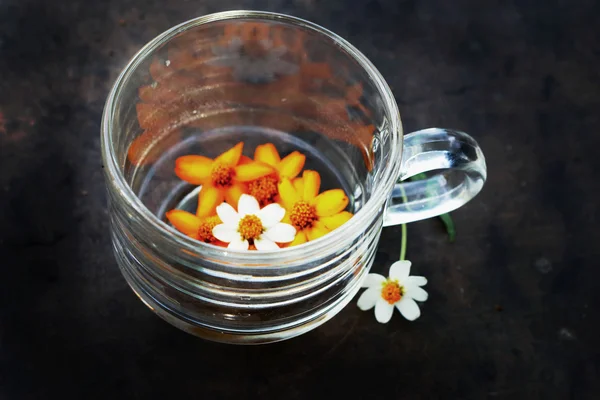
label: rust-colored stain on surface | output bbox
[127,21,376,169]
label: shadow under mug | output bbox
[101,11,486,344]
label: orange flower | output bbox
[165,209,226,246]
[254,143,306,179]
[278,170,354,246]
[175,142,275,215]
[248,143,306,206]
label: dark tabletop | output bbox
[1,0,600,398]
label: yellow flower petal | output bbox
[174,155,213,185]
[281,211,292,225]
[277,178,300,210]
[254,143,281,167]
[214,142,244,166]
[224,182,246,206]
[187,232,201,240]
[289,230,308,247]
[196,185,224,217]
[314,189,349,217]
[302,170,321,203]
[239,155,253,165]
[234,162,275,182]
[277,151,306,179]
[292,177,304,195]
[273,194,282,207]
[320,211,353,231]
[166,209,201,235]
[306,221,330,241]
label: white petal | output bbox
[361,273,386,288]
[396,297,421,321]
[404,286,428,302]
[389,260,411,281]
[257,203,285,228]
[357,288,379,311]
[228,237,249,250]
[237,194,260,216]
[374,299,394,323]
[254,237,279,251]
[216,202,240,226]
[212,224,238,243]
[405,276,428,287]
[263,223,296,243]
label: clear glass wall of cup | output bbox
[101,11,487,344]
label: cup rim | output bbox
[101,10,403,263]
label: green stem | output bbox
[398,183,409,261]
[400,223,407,261]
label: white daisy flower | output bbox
[357,260,428,323]
[212,194,296,251]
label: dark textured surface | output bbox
[1,0,600,398]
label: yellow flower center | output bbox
[248,176,278,207]
[290,201,318,230]
[238,214,264,240]
[381,280,403,304]
[197,216,221,243]
[211,163,234,188]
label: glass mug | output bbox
[101,11,486,344]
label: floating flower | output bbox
[357,260,428,323]
[248,143,306,206]
[175,142,275,215]
[212,194,296,250]
[165,209,225,246]
[278,170,353,246]
[247,174,279,207]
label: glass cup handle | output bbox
[383,128,487,227]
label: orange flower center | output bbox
[290,201,318,230]
[197,216,221,243]
[211,163,234,188]
[248,176,278,206]
[381,280,403,305]
[238,214,263,240]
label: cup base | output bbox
[119,260,366,345]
